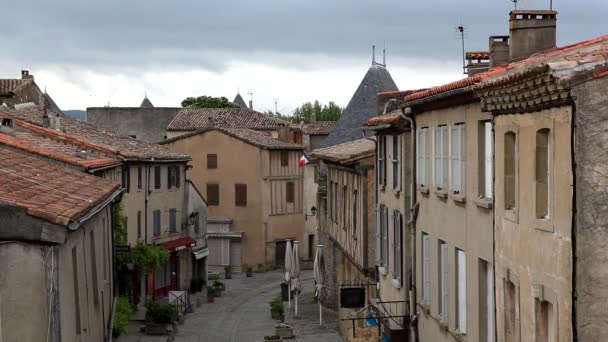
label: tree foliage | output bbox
[130,243,170,274]
[292,101,342,123]
[181,95,240,108]
[113,201,127,246]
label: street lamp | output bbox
[305,206,317,220]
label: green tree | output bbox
[292,100,343,123]
[181,95,240,108]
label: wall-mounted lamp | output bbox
[305,206,317,220]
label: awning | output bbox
[192,247,209,260]
[206,231,243,239]
[159,236,197,252]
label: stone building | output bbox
[161,127,305,271]
[311,138,376,339]
[0,70,62,112]
[0,148,122,342]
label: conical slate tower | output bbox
[140,95,154,108]
[233,93,248,108]
[320,58,398,148]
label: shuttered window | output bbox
[168,166,180,189]
[504,132,517,210]
[153,210,161,236]
[417,128,429,186]
[536,129,550,219]
[235,184,247,206]
[154,166,161,190]
[450,124,466,193]
[286,182,295,203]
[440,241,448,320]
[72,247,81,335]
[281,151,289,166]
[137,166,143,189]
[382,206,389,270]
[207,154,218,169]
[376,204,382,266]
[90,232,99,306]
[137,211,142,239]
[122,165,130,193]
[422,233,430,306]
[378,136,386,187]
[342,186,348,229]
[393,211,402,284]
[392,136,401,190]
[456,249,467,333]
[479,121,493,199]
[169,208,177,232]
[433,126,448,189]
[207,184,219,206]
[352,190,358,236]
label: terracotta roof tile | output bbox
[161,127,304,150]
[167,107,288,131]
[367,113,401,126]
[301,121,336,135]
[466,51,490,60]
[311,138,375,164]
[0,131,121,170]
[0,148,121,226]
[0,79,30,96]
[0,107,190,161]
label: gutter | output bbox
[570,100,578,342]
[68,187,124,231]
[88,163,122,174]
[403,87,470,108]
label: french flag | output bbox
[299,153,311,167]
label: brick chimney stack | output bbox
[21,70,33,80]
[509,10,557,61]
[489,36,510,67]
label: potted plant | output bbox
[269,297,284,321]
[224,265,232,279]
[112,297,131,338]
[144,301,178,335]
[206,286,217,303]
[213,280,226,292]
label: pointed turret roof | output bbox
[320,63,398,148]
[140,96,154,108]
[233,93,247,108]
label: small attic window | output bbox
[2,118,13,127]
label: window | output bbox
[153,210,161,236]
[392,135,401,190]
[193,212,200,235]
[90,232,99,306]
[417,128,429,187]
[168,166,180,189]
[433,126,448,190]
[378,136,387,188]
[207,154,218,169]
[207,184,219,206]
[154,166,161,190]
[137,211,142,239]
[479,259,494,342]
[479,121,493,199]
[393,211,402,284]
[450,124,466,193]
[422,233,430,306]
[331,182,337,222]
[504,132,517,210]
[308,234,315,259]
[103,220,109,281]
[286,182,295,203]
[352,190,358,236]
[72,247,81,335]
[376,204,383,266]
[382,206,389,270]
[342,185,348,229]
[280,151,289,166]
[536,129,550,219]
[376,204,389,269]
[122,165,130,192]
[439,241,448,320]
[137,166,143,190]
[123,216,128,241]
[535,299,555,342]
[235,184,247,206]
[456,249,467,333]
[504,280,520,342]
[169,208,177,233]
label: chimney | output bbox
[489,36,510,67]
[466,51,490,76]
[21,70,33,80]
[249,99,253,110]
[509,10,557,61]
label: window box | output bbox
[434,188,448,199]
[474,198,493,209]
[418,186,430,195]
[451,192,466,203]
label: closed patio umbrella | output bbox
[284,240,292,309]
[291,241,301,317]
[313,245,324,325]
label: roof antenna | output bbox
[510,0,518,9]
[372,45,376,65]
[383,41,386,66]
[457,23,467,74]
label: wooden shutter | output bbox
[383,206,389,270]
[137,211,141,239]
[154,166,161,189]
[504,132,516,209]
[137,166,142,189]
[207,184,219,206]
[457,249,467,333]
[394,211,402,284]
[281,151,289,166]
[353,190,358,236]
[175,166,181,188]
[422,234,430,305]
[235,184,247,206]
[167,166,173,188]
[154,210,161,236]
[433,127,442,188]
[441,243,448,320]
[450,125,462,193]
[535,129,550,219]
[484,122,493,199]
[286,182,295,203]
[207,154,218,169]
[376,204,382,266]
[169,208,177,232]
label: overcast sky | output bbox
[1,0,605,114]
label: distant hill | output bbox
[64,110,86,121]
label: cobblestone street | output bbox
[118,270,341,342]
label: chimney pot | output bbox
[489,35,510,67]
[21,70,33,80]
[509,10,557,61]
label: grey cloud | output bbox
[2,0,607,72]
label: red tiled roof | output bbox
[466,51,490,60]
[301,121,336,135]
[161,127,303,150]
[367,113,401,125]
[159,236,197,252]
[311,138,375,164]
[0,79,30,96]
[167,107,288,131]
[0,107,190,161]
[0,131,121,171]
[0,148,121,226]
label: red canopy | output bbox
[159,236,196,252]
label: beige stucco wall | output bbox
[414,102,494,342]
[494,106,573,342]
[0,206,113,342]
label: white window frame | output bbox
[392,211,402,286]
[378,136,386,188]
[392,135,402,191]
[433,126,448,190]
[422,233,430,306]
[456,249,467,334]
[417,128,429,187]
[440,241,448,321]
[383,206,389,271]
[450,123,466,194]
[483,122,493,199]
